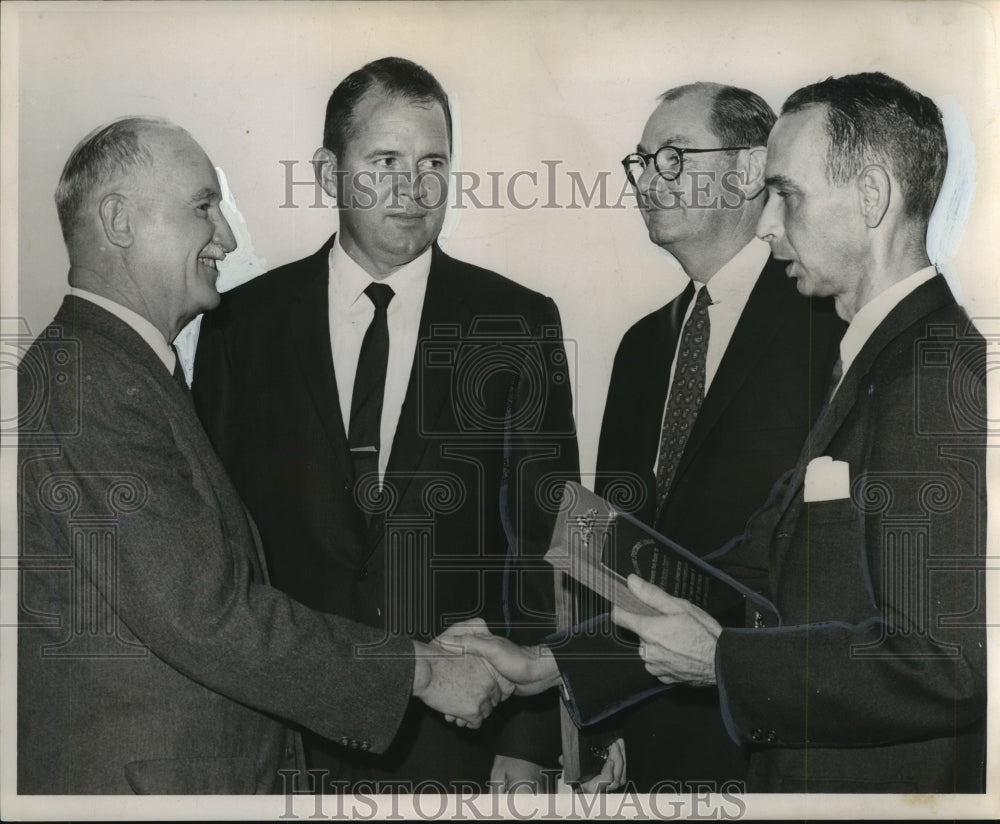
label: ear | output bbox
[312,147,339,201]
[739,146,768,199]
[857,164,890,228]
[98,193,133,248]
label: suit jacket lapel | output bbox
[58,296,267,580]
[778,273,956,515]
[668,258,788,497]
[60,296,194,422]
[368,245,465,549]
[286,235,355,483]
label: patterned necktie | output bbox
[349,283,395,493]
[655,284,711,512]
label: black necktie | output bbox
[349,283,395,492]
[171,345,191,398]
[655,284,711,514]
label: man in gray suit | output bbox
[17,116,509,794]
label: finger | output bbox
[497,676,516,701]
[440,618,492,638]
[447,633,496,658]
[626,574,687,613]
[445,714,457,723]
[481,656,515,700]
[644,661,674,683]
[579,756,613,793]
[472,655,504,705]
[611,606,642,635]
[463,714,483,730]
[610,738,625,788]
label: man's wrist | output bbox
[411,641,432,696]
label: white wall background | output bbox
[7,0,998,478]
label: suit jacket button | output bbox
[750,729,763,743]
[766,730,777,744]
[344,481,353,491]
[753,611,765,628]
[357,565,368,581]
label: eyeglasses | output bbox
[621,145,750,186]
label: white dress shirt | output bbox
[70,287,175,374]
[328,236,432,480]
[832,266,937,397]
[654,238,771,476]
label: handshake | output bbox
[409,618,562,728]
[410,574,724,728]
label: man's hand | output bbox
[440,628,562,697]
[490,754,554,793]
[411,619,515,728]
[575,737,626,793]
[612,574,722,686]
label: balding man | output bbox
[545,82,843,790]
[17,117,510,795]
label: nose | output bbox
[756,193,781,243]
[636,160,660,196]
[214,209,237,254]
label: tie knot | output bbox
[695,285,712,309]
[364,282,395,313]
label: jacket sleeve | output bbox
[715,359,986,748]
[26,359,415,755]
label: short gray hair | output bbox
[54,115,174,243]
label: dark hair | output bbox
[658,82,776,148]
[322,57,451,157]
[54,116,172,244]
[782,72,946,222]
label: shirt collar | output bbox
[70,287,175,373]
[839,266,937,375]
[329,234,432,310]
[697,237,771,302]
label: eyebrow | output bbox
[190,187,221,203]
[365,149,403,159]
[364,149,450,161]
[764,174,799,190]
[636,136,685,153]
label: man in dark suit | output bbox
[192,58,578,791]
[599,72,986,792]
[510,83,844,790]
[17,116,511,795]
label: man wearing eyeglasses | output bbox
[556,83,844,790]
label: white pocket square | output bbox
[803,456,851,502]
